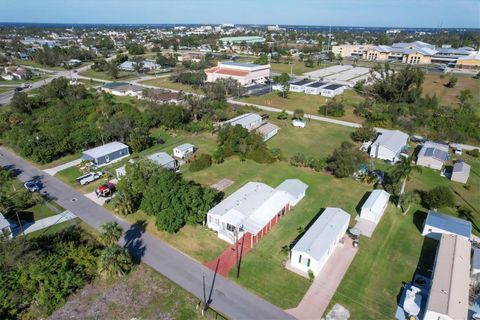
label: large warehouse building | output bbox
[205,61,270,85]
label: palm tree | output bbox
[401,191,421,215]
[100,221,123,247]
[99,245,133,278]
[391,156,422,208]
[112,190,136,215]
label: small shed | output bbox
[451,161,470,184]
[422,210,471,240]
[292,119,306,128]
[147,152,177,171]
[276,179,308,206]
[0,213,12,239]
[256,123,279,141]
[82,142,130,167]
[360,190,390,224]
[290,208,350,277]
[173,143,196,160]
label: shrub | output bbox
[308,269,315,282]
[318,99,345,117]
[351,125,377,142]
[445,75,458,88]
[423,186,455,209]
[189,154,213,172]
[466,149,479,158]
[277,110,289,120]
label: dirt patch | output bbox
[50,264,203,320]
[211,178,234,191]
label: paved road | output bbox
[0,147,293,320]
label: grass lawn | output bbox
[17,59,66,71]
[77,78,104,88]
[184,158,372,309]
[79,69,139,81]
[5,201,62,223]
[27,217,84,238]
[422,74,480,109]
[270,61,328,75]
[0,87,12,94]
[39,152,81,169]
[267,117,355,159]
[138,77,202,93]
[239,90,364,123]
[55,165,110,194]
[329,205,437,319]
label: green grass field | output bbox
[267,117,355,159]
[240,90,364,123]
[270,61,328,76]
[138,77,202,93]
[79,69,139,81]
[0,87,12,94]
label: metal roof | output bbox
[225,113,262,128]
[453,161,471,174]
[220,61,263,68]
[323,84,344,90]
[424,211,471,239]
[276,179,308,200]
[147,152,175,167]
[174,143,195,153]
[291,79,315,86]
[83,141,129,159]
[306,82,327,88]
[419,141,449,162]
[362,189,390,213]
[372,129,409,154]
[292,208,350,261]
[426,234,470,320]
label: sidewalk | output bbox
[44,158,81,176]
[14,210,77,236]
[286,237,358,320]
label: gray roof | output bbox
[226,113,262,128]
[362,189,390,211]
[174,143,195,153]
[453,161,471,174]
[147,152,175,167]
[292,208,350,261]
[419,141,449,162]
[306,82,327,88]
[425,211,471,238]
[276,179,308,199]
[256,122,279,136]
[0,213,10,230]
[83,142,129,159]
[372,129,409,154]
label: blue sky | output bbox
[0,0,478,28]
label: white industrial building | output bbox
[416,141,450,170]
[289,79,316,92]
[290,208,350,277]
[207,179,308,245]
[451,161,471,184]
[359,190,390,224]
[422,210,471,240]
[205,61,270,86]
[304,82,328,95]
[369,129,409,163]
[173,143,196,160]
[320,84,345,97]
[424,234,470,320]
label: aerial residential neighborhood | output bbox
[0,1,479,320]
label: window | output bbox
[105,155,110,163]
[307,258,311,267]
[226,223,236,232]
[298,255,302,264]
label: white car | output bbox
[76,172,102,185]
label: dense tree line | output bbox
[31,45,94,67]
[112,161,221,233]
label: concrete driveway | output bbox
[286,237,358,320]
[44,158,81,176]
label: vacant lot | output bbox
[270,61,327,75]
[240,90,364,123]
[79,69,139,81]
[139,77,202,93]
[422,74,480,108]
[51,263,223,320]
[267,117,355,159]
[185,158,372,308]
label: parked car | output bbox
[76,172,102,185]
[21,83,32,89]
[24,180,41,192]
[14,87,24,92]
[95,182,116,197]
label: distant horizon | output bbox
[0,22,478,31]
[1,0,478,29]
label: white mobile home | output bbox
[225,113,263,131]
[320,84,345,97]
[82,142,130,167]
[147,152,178,171]
[422,210,471,240]
[173,143,196,160]
[207,179,308,245]
[255,123,279,141]
[290,208,350,277]
[289,79,316,92]
[369,129,409,163]
[360,190,390,224]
